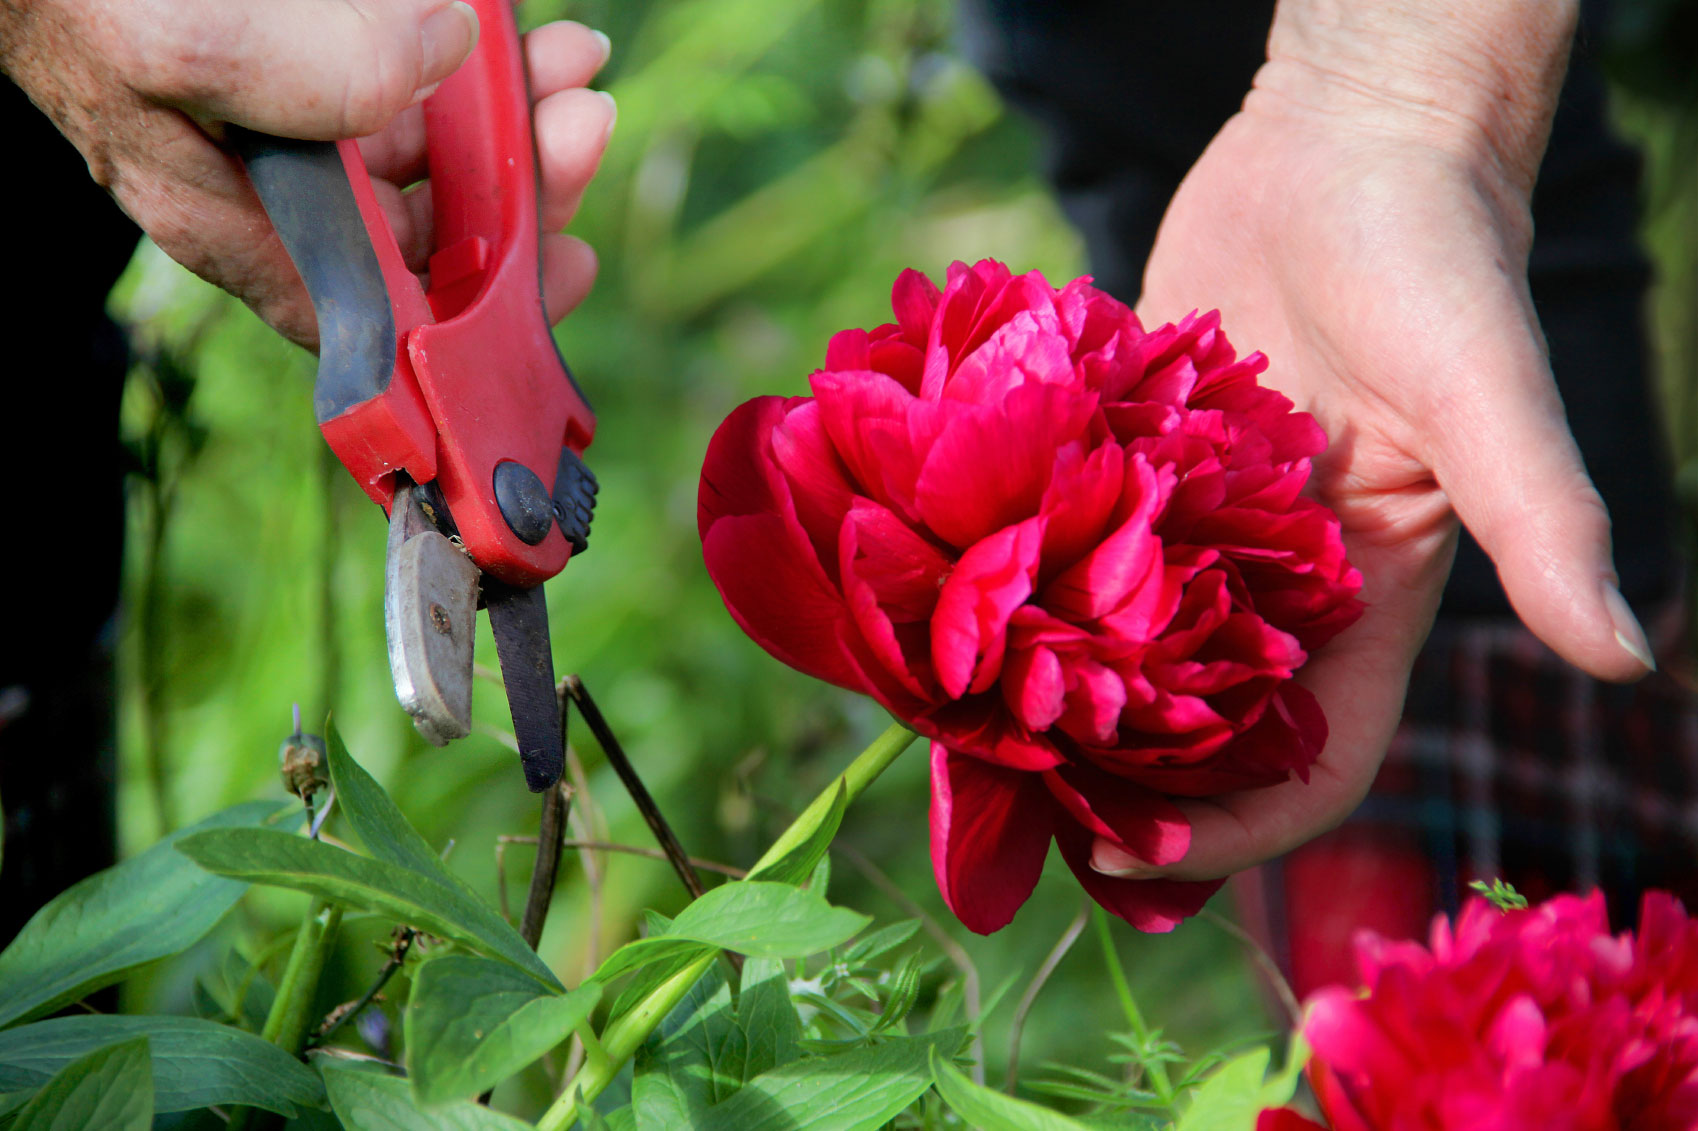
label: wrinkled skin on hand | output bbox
[0,0,614,346]
[1119,23,1654,883]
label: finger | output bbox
[1421,308,1653,683]
[535,87,616,231]
[524,21,613,102]
[542,233,598,324]
[368,178,435,274]
[130,0,480,139]
[356,103,430,187]
[111,121,320,346]
[358,21,610,188]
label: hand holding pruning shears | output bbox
[2,0,616,788]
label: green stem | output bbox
[229,898,344,1131]
[535,720,919,1131]
[1093,906,1172,1107]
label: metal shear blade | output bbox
[385,477,563,790]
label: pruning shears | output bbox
[235,0,596,791]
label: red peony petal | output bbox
[771,400,859,581]
[1055,658,1127,746]
[839,513,935,702]
[1042,454,1169,627]
[891,268,942,349]
[1037,443,1127,584]
[930,744,1055,935]
[840,498,952,622]
[1001,644,1066,733]
[1043,761,1191,867]
[914,382,1096,549]
[1256,1110,1328,1131]
[698,396,800,534]
[811,369,928,522]
[919,696,1066,771]
[1052,820,1222,933]
[701,513,874,696]
[932,518,1045,699]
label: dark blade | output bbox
[484,580,562,791]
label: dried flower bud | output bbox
[278,729,328,800]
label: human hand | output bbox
[1098,0,1654,882]
[0,0,614,347]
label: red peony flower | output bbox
[698,260,1361,934]
[1279,891,1698,1130]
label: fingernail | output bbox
[420,1,480,85]
[591,29,612,66]
[1603,582,1656,672]
[596,90,618,141]
[1091,839,1160,880]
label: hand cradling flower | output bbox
[1261,891,1698,1130]
[698,260,1361,933]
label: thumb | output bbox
[132,0,480,139]
[1427,323,1654,683]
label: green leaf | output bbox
[745,782,847,885]
[694,1029,964,1131]
[0,801,285,1029]
[176,827,558,987]
[324,719,451,878]
[738,957,801,1079]
[1174,1040,1308,1131]
[405,955,601,1104]
[318,1060,531,1131]
[13,1037,151,1131]
[0,1016,325,1117]
[594,883,868,983]
[929,1047,1094,1131]
[633,971,734,1126]
[608,943,717,1021]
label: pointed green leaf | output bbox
[1175,1041,1307,1131]
[0,1016,325,1117]
[175,827,558,987]
[929,1047,1094,1131]
[405,956,600,1104]
[13,1037,151,1131]
[0,801,285,1029]
[318,1060,530,1131]
[633,971,734,1126]
[323,719,449,877]
[738,957,801,1080]
[593,883,868,984]
[695,1029,964,1131]
[745,781,847,885]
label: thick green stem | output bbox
[1093,906,1172,1107]
[229,898,343,1131]
[535,720,918,1131]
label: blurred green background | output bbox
[105,0,1697,1116]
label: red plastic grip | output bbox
[324,0,596,587]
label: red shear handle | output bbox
[406,0,597,588]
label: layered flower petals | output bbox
[699,260,1362,936]
[1296,891,1698,1131]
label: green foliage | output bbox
[0,1016,324,1118]
[931,1047,1097,1131]
[0,801,284,1029]
[1468,879,1530,912]
[177,827,556,984]
[404,957,600,1103]
[318,1060,531,1131]
[1173,1042,1308,1131]
[11,1038,151,1131]
[593,881,870,984]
